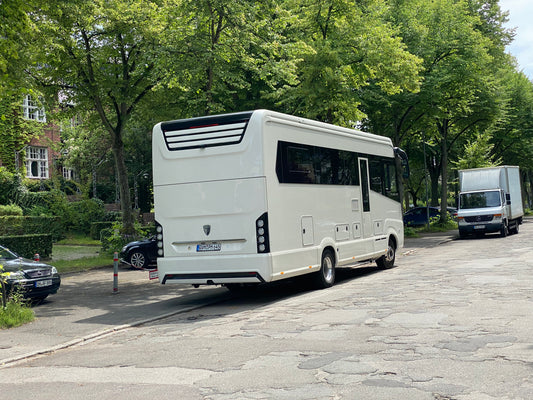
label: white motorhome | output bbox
[457,166,524,238]
[152,110,406,289]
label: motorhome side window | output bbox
[276,141,359,185]
[370,158,399,201]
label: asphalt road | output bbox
[1,221,532,399]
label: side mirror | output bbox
[394,147,410,179]
[506,193,511,205]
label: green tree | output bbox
[362,0,512,219]
[454,131,501,170]
[27,0,181,233]
[275,0,422,125]
[0,0,34,94]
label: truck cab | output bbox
[457,189,508,237]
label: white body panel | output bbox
[153,110,404,286]
[458,166,524,235]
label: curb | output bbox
[0,294,230,368]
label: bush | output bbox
[100,221,150,254]
[0,267,35,328]
[0,204,23,216]
[0,234,53,258]
[0,216,63,241]
[90,221,114,240]
[67,198,106,234]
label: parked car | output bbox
[403,206,457,227]
[0,245,61,303]
[120,236,158,269]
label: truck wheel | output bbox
[509,221,519,235]
[376,238,396,269]
[500,221,508,238]
[313,250,335,289]
[459,229,468,239]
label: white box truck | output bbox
[457,166,523,238]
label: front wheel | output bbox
[500,221,508,238]
[129,251,147,269]
[376,238,396,269]
[313,250,336,289]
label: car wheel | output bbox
[313,249,335,289]
[376,238,396,269]
[129,251,147,269]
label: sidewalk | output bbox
[0,230,456,368]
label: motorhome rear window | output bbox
[160,112,253,151]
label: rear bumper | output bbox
[157,254,272,285]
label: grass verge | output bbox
[49,253,113,274]
[0,299,35,329]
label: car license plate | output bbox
[197,243,221,252]
[474,225,485,230]
[149,270,158,280]
[35,279,52,288]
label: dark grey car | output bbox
[1,245,61,303]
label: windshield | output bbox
[460,191,501,209]
[0,247,18,260]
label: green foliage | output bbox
[0,265,35,329]
[0,97,44,171]
[90,222,114,240]
[0,204,23,216]
[0,168,25,206]
[453,132,501,170]
[0,216,63,241]
[100,221,150,254]
[0,234,53,258]
[66,198,106,234]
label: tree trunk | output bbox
[439,119,449,222]
[111,129,135,235]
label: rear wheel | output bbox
[376,238,396,269]
[509,221,519,235]
[313,250,335,289]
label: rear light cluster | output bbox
[156,221,164,257]
[256,213,270,253]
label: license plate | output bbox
[197,243,221,252]
[35,279,52,288]
[474,225,485,230]
[149,270,159,280]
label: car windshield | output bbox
[460,191,501,209]
[0,247,18,260]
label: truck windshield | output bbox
[460,191,501,209]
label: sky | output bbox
[499,0,533,79]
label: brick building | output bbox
[14,95,63,180]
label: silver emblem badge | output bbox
[203,225,211,236]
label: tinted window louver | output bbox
[160,112,253,151]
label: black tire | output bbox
[459,229,468,239]
[500,221,508,238]
[313,250,335,289]
[376,238,396,269]
[129,251,147,269]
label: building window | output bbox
[22,95,46,122]
[25,146,49,179]
[62,167,76,180]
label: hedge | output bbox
[0,216,64,241]
[0,234,53,259]
[90,221,114,240]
